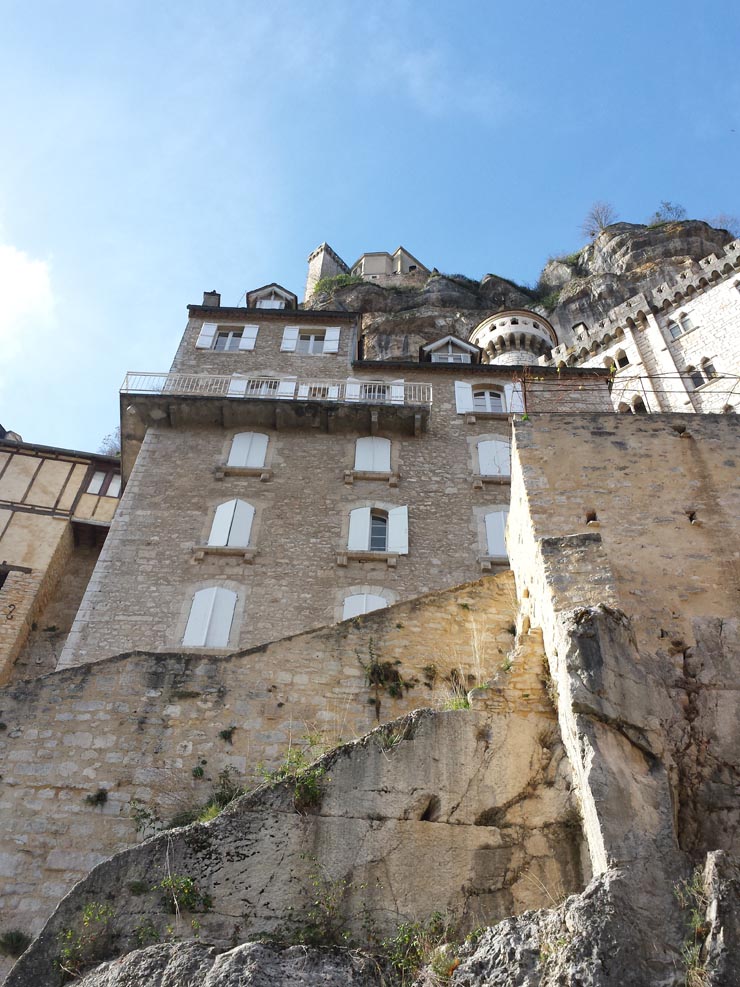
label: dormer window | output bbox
[246,283,297,310]
[432,342,472,364]
[256,297,285,310]
[422,335,479,364]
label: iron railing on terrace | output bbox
[121,373,433,407]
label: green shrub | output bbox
[313,274,364,295]
[0,929,31,958]
[157,875,212,914]
[57,902,115,980]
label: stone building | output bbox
[1,222,739,985]
[0,432,120,684]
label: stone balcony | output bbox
[120,372,433,477]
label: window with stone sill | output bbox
[281,326,340,354]
[195,322,258,351]
[339,505,409,565]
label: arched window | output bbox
[477,439,511,477]
[342,594,389,619]
[354,436,391,472]
[473,389,505,413]
[484,510,509,558]
[615,350,629,369]
[686,366,705,389]
[347,506,408,554]
[632,397,648,414]
[227,432,268,469]
[680,313,694,334]
[208,500,255,547]
[183,587,237,648]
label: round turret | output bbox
[470,310,557,365]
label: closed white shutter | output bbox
[281,327,300,352]
[323,327,340,353]
[183,588,216,646]
[206,588,237,647]
[455,381,474,413]
[209,500,237,546]
[387,505,409,554]
[228,375,248,397]
[239,325,259,351]
[478,439,511,477]
[327,384,340,401]
[228,432,268,469]
[347,507,371,550]
[342,593,388,619]
[342,594,367,619]
[228,500,255,546]
[277,377,296,400]
[505,383,525,413]
[390,380,405,405]
[196,322,218,349]
[346,378,361,402]
[485,510,509,557]
[354,436,391,471]
[297,384,310,398]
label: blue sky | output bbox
[1,0,738,450]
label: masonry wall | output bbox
[0,574,538,961]
[65,367,523,665]
[507,413,740,863]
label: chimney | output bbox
[202,290,221,307]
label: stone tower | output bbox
[303,242,350,301]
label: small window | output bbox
[484,510,509,558]
[701,359,717,380]
[245,378,279,398]
[473,389,504,413]
[355,437,391,473]
[182,587,237,648]
[478,439,511,477]
[208,500,255,548]
[214,329,243,352]
[370,512,388,552]
[255,298,285,309]
[342,594,388,619]
[347,506,409,555]
[680,314,694,333]
[668,322,682,340]
[431,341,472,364]
[361,382,389,403]
[297,330,326,354]
[227,433,268,469]
[687,366,705,389]
[408,265,417,271]
[87,469,121,497]
[615,351,629,369]
[632,397,648,414]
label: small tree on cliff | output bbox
[580,201,618,239]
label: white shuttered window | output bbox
[208,500,255,547]
[239,325,259,350]
[342,594,388,619]
[183,587,237,648]
[477,439,511,477]
[227,433,268,469]
[280,327,300,351]
[354,437,391,472]
[484,510,509,558]
[347,506,408,554]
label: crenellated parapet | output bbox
[549,238,740,365]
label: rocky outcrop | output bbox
[306,221,734,361]
[75,942,383,987]
[6,707,584,986]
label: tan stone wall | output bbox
[0,574,530,950]
[506,413,740,874]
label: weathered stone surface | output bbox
[5,708,584,987]
[75,941,383,987]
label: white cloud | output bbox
[0,244,56,392]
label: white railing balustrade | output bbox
[121,373,432,407]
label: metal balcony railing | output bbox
[121,373,433,407]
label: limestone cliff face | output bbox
[305,221,734,361]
